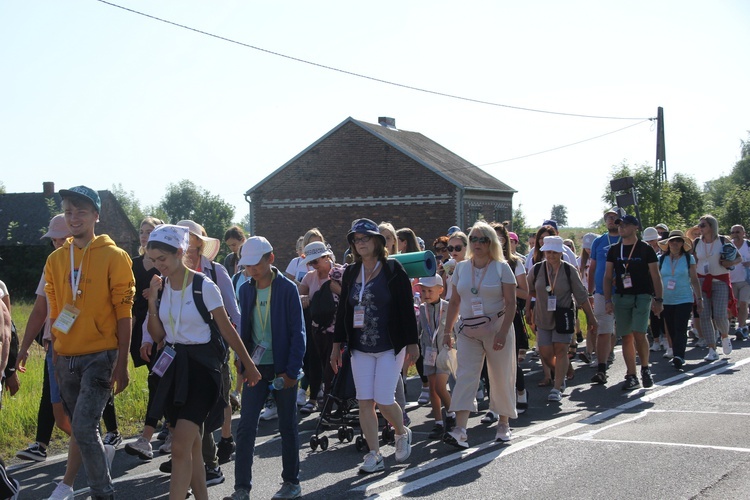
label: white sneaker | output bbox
[48,481,74,500]
[650,340,662,352]
[418,386,430,405]
[159,432,172,454]
[124,436,153,460]
[443,427,469,449]
[588,353,598,368]
[704,348,719,361]
[663,348,673,359]
[394,427,412,462]
[547,389,562,401]
[260,400,278,421]
[359,451,384,473]
[495,422,512,442]
[722,336,733,355]
[296,388,307,406]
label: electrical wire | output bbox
[478,119,653,166]
[96,0,652,121]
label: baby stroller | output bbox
[309,345,396,452]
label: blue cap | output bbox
[542,219,558,231]
[447,225,461,237]
[615,214,640,227]
[59,185,101,212]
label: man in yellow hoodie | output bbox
[45,185,135,500]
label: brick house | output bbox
[0,182,139,297]
[244,117,516,267]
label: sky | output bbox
[2,1,749,231]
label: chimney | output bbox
[43,182,55,197]
[378,117,396,129]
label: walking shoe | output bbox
[159,458,172,474]
[48,481,74,500]
[159,432,173,454]
[205,465,225,486]
[591,371,608,384]
[272,481,302,499]
[418,386,431,405]
[697,338,707,348]
[223,489,250,500]
[260,399,278,420]
[547,388,562,401]
[443,428,469,449]
[663,348,673,359]
[576,331,584,343]
[394,427,412,462]
[359,450,384,473]
[641,367,654,388]
[157,425,170,441]
[124,436,153,460]
[495,422,512,442]
[428,424,446,439]
[607,351,616,364]
[673,356,685,369]
[476,387,485,402]
[704,348,719,361]
[229,390,241,412]
[296,388,307,406]
[402,410,411,427]
[588,353,598,368]
[104,444,116,471]
[722,336,733,355]
[578,351,591,364]
[650,340,662,352]
[16,441,47,461]
[217,437,235,464]
[622,374,641,391]
[299,400,317,415]
[480,411,498,424]
[445,414,456,432]
[103,431,122,448]
[516,390,528,414]
[742,327,750,341]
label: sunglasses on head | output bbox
[469,236,491,244]
[447,244,463,252]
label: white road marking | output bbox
[556,436,750,454]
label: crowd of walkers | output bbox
[1,184,749,500]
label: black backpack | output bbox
[309,280,338,328]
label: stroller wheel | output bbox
[355,435,368,452]
[310,435,319,451]
[382,425,395,443]
[346,427,355,442]
[320,436,329,451]
[338,427,347,442]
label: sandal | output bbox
[566,365,575,380]
[299,400,317,415]
[537,378,552,387]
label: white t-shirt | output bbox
[35,273,54,341]
[730,240,750,283]
[453,259,516,318]
[285,257,308,282]
[695,238,729,278]
[158,276,224,345]
[0,280,7,300]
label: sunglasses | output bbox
[447,244,463,252]
[352,235,372,244]
[308,258,321,266]
[698,223,707,228]
[469,236,491,244]
[434,246,447,252]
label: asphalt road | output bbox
[9,337,750,499]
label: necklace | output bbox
[470,259,490,295]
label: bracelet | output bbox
[149,312,158,317]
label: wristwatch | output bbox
[653,297,663,303]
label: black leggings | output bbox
[662,303,692,359]
[35,356,56,445]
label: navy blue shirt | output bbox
[348,271,393,353]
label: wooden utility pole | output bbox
[655,107,666,222]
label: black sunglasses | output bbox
[469,236,491,244]
[447,245,463,252]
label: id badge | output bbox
[251,342,268,365]
[471,297,484,316]
[52,304,80,335]
[152,345,176,377]
[667,279,676,290]
[622,273,633,289]
[547,296,557,311]
[353,305,366,328]
[424,346,437,366]
[703,263,709,274]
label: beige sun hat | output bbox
[176,220,221,261]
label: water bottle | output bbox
[272,377,285,390]
[414,292,421,318]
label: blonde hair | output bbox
[378,222,398,255]
[303,228,325,247]
[466,220,505,262]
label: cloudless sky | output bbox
[2,0,748,233]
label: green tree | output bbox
[158,180,235,240]
[550,205,568,227]
[0,181,5,194]
[719,187,750,234]
[512,204,529,254]
[111,183,145,230]
[671,173,704,228]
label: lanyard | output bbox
[423,301,443,344]
[669,254,680,276]
[167,268,190,342]
[69,241,91,304]
[619,242,637,273]
[358,262,381,304]
[606,234,621,249]
[256,282,273,339]
[471,259,490,295]
[544,261,561,295]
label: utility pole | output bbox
[655,107,666,222]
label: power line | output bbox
[96,0,652,121]
[478,119,653,166]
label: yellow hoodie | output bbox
[45,234,135,356]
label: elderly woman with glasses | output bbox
[442,221,518,448]
[331,219,419,474]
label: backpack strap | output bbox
[192,272,213,325]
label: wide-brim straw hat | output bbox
[658,230,692,253]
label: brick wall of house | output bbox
[249,122,463,267]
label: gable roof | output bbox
[246,117,516,195]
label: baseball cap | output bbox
[59,185,101,212]
[615,215,640,227]
[447,226,461,237]
[418,275,444,288]
[508,232,519,243]
[239,236,273,266]
[542,220,558,231]
[42,214,71,239]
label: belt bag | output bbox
[459,311,504,339]
[554,307,576,334]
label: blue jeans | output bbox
[234,365,299,491]
[55,350,117,498]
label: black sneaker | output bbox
[622,374,641,391]
[444,414,456,432]
[641,367,654,388]
[673,356,685,369]
[205,465,225,486]
[16,442,47,461]
[217,437,235,464]
[428,424,445,440]
[578,352,591,364]
[590,372,608,385]
[159,458,172,474]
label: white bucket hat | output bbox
[539,235,564,253]
[302,241,333,265]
